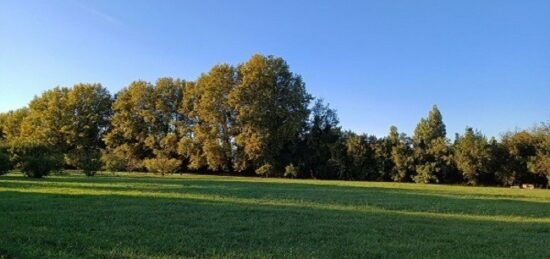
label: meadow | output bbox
[1,172,549,258]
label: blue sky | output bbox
[1,0,549,138]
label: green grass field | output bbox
[1,172,549,258]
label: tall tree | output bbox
[0,108,29,147]
[177,81,201,170]
[144,78,186,163]
[412,105,454,183]
[20,87,70,151]
[301,99,342,179]
[63,84,113,176]
[103,81,155,171]
[454,127,491,185]
[373,135,395,181]
[338,133,379,180]
[388,126,414,182]
[499,131,539,185]
[530,123,550,186]
[229,54,311,176]
[498,126,549,187]
[3,85,112,175]
[488,137,512,186]
[190,64,237,171]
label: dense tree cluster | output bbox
[0,54,549,186]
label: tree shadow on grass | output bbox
[2,175,550,220]
[29,173,550,200]
[0,191,549,258]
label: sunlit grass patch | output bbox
[1,172,549,258]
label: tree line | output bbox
[0,54,549,187]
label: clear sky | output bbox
[1,0,549,138]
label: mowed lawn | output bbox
[1,173,550,258]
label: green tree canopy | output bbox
[301,99,342,179]
[229,54,311,175]
[412,105,454,183]
[454,127,491,185]
[190,64,237,171]
[20,87,70,151]
[103,81,155,171]
[63,84,113,175]
[388,126,414,182]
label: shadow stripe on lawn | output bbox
[2,187,550,224]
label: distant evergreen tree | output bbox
[388,126,414,182]
[337,133,379,180]
[454,127,491,185]
[301,99,342,179]
[374,133,396,181]
[412,105,454,183]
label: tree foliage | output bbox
[103,81,156,171]
[11,142,63,178]
[1,54,548,187]
[412,105,454,183]
[229,54,311,175]
[191,65,237,171]
[144,157,182,176]
[301,99,341,179]
[0,108,29,146]
[0,151,11,175]
[388,126,414,182]
[20,87,70,151]
[454,128,491,185]
[63,84,112,175]
[531,123,550,185]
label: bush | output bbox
[66,149,102,176]
[0,151,11,175]
[144,158,181,176]
[255,163,274,177]
[12,143,63,178]
[413,164,439,184]
[284,163,299,178]
[101,152,128,172]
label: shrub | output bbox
[0,151,11,175]
[12,143,63,178]
[284,163,299,178]
[413,164,439,184]
[101,152,128,172]
[144,158,181,176]
[255,163,274,177]
[66,149,102,176]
